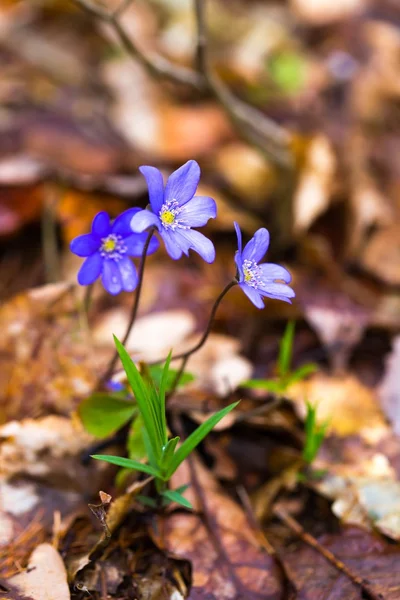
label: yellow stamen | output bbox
[161,210,175,225]
[103,238,117,252]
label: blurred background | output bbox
[0,0,399,371]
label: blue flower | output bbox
[70,209,159,295]
[234,222,295,309]
[130,160,217,263]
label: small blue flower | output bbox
[70,209,159,295]
[234,222,295,309]
[130,160,217,263]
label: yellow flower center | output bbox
[102,238,117,253]
[244,268,253,283]
[161,210,175,226]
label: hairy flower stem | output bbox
[169,280,238,392]
[102,228,155,383]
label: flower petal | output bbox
[234,222,243,254]
[242,228,270,262]
[130,210,160,233]
[77,252,103,285]
[178,196,217,227]
[139,166,165,213]
[259,282,295,303]
[92,212,111,238]
[117,256,138,292]
[112,208,141,236]
[102,260,122,295]
[160,229,183,260]
[70,234,99,257]
[124,232,160,257]
[259,263,292,284]
[234,250,244,280]
[175,229,215,263]
[164,160,200,207]
[239,282,265,309]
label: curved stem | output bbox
[167,280,238,393]
[102,228,155,382]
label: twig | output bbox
[72,0,204,89]
[237,486,297,599]
[273,506,384,600]
[71,0,292,167]
[193,0,292,166]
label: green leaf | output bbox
[166,401,239,478]
[92,454,162,478]
[286,363,318,386]
[278,321,295,378]
[113,336,162,462]
[161,436,180,472]
[161,489,192,509]
[78,393,136,438]
[241,379,284,393]
[158,352,172,445]
[127,414,146,462]
[136,495,158,508]
[302,402,329,464]
[149,363,195,391]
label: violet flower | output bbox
[234,222,295,308]
[130,160,216,263]
[70,209,159,295]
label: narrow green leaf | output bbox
[286,363,318,385]
[149,364,195,391]
[166,401,239,478]
[278,321,295,378]
[127,414,146,462]
[113,336,161,461]
[161,489,192,509]
[241,379,283,393]
[161,436,180,472]
[158,352,172,445]
[91,454,161,478]
[78,393,136,438]
[136,495,158,508]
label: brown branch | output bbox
[273,506,384,600]
[72,0,204,89]
[71,0,292,168]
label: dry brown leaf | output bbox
[0,415,93,480]
[214,142,276,210]
[291,0,366,25]
[293,135,336,234]
[0,283,100,421]
[286,372,388,439]
[360,224,400,285]
[8,543,70,600]
[153,460,284,599]
[94,308,196,362]
[279,526,400,599]
[379,335,400,436]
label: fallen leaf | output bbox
[0,283,100,421]
[293,135,336,234]
[291,0,366,25]
[360,225,400,285]
[286,372,388,439]
[8,543,70,600]
[214,142,276,210]
[152,460,285,599]
[379,335,400,436]
[278,526,400,599]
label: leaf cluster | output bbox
[242,321,317,394]
[92,336,238,507]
